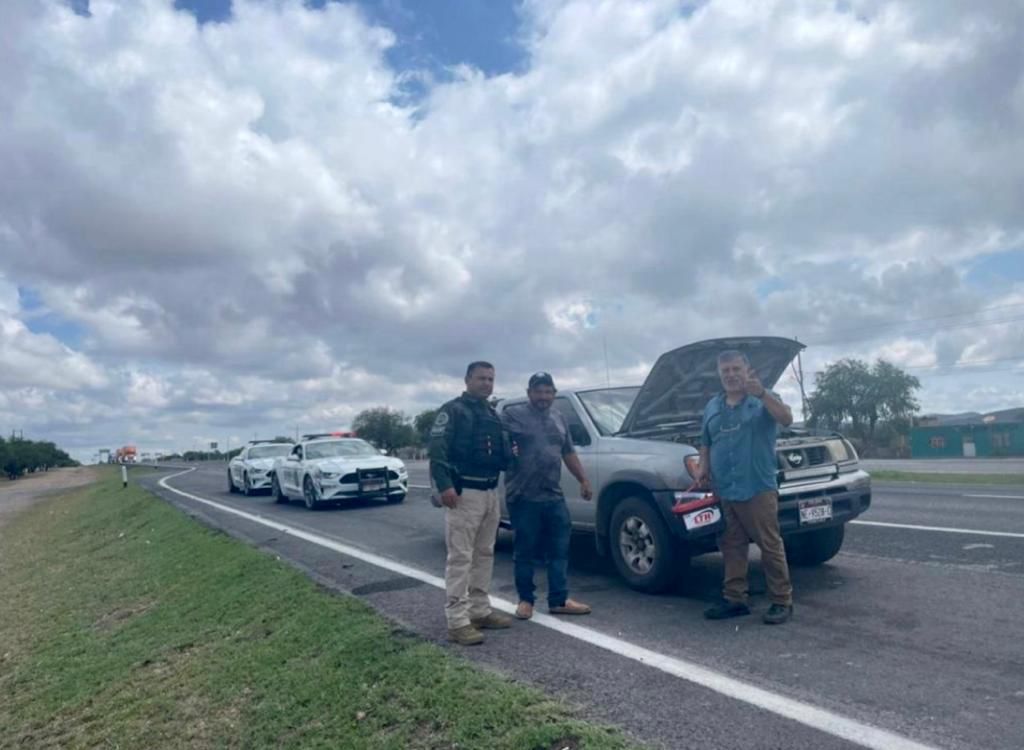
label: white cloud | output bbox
[0,283,109,392]
[0,0,1022,458]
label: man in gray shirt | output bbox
[502,372,593,620]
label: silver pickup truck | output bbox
[498,336,872,593]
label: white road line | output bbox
[963,493,1024,500]
[157,468,937,750]
[409,484,431,489]
[851,520,1024,539]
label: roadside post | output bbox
[121,464,128,488]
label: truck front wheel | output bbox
[608,496,683,593]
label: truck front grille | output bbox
[778,445,831,469]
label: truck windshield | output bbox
[577,387,640,435]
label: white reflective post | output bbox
[121,464,128,488]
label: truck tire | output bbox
[609,496,680,593]
[786,524,845,566]
[228,470,238,494]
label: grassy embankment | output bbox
[0,470,634,749]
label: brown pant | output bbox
[444,487,500,629]
[718,490,793,606]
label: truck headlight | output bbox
[684,454,702,481]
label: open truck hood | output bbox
[618,336,805,437]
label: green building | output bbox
[911,408,1024,458]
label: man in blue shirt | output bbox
[696,350,794,625]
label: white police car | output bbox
[228,440,295,496]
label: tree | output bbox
[351,407,417,453]
[872,360,921,433]
[807,358,921,443]
[413,409,439,446]
[0,436,77,479]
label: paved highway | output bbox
[860,458,1024,474]
[140,463,1024,750]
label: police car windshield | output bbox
[305,440,379,459]
[577,387,641,436]
[249,444,293,459]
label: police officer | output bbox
[429,361,514,645]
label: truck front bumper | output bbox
[652,469,872,551]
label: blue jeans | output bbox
[509,498,571,607]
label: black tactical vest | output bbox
[451,398,507,475]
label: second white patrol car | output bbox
[228,440,295,496]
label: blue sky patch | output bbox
[173,0,527,77]
[756,277,790,298]
[175,0,231,23]
[965,249,1024,289]
[17,286,85,348]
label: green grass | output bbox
[0,470,636,750]
[869,470,1024,485]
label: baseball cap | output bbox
[528,371,556,389]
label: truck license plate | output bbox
[361,480,385,492]
[799,499,833,525]
[683,506,721,531]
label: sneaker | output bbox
[703,599,751,620]
[549,599,591,615]
[470,611,513,629]
[515,601,534,620]
[763,603,793,625]
[447,625,484,646]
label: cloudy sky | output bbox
[2,0,1022,460]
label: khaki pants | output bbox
[718,490,793,606]
[444,487,500,629]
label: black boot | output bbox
[704,599,751,620]
[762,603,793,625]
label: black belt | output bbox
[460,476,500,491]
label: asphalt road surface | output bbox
[860,458,1024,474]
[139,463,1024,750]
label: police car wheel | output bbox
[228,470,238,494]
[242,473,252,496]
[786,524,845,566]
[386,492,405,504]
[272,475,288,504]
[303,476,320,510]
[609,496,679,594]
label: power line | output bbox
[804,313,1024,347]
[803,355,1024,378]
[803,301,1024,342]
[900,354,1024,372]
[915,364,1024,378]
